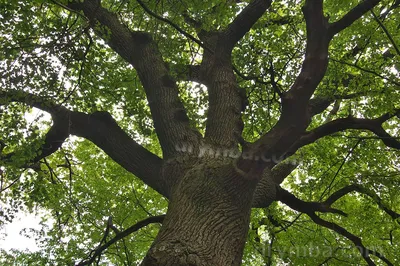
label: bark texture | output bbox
[142,157,258,266]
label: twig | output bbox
[135,0,212,53]
[371,10,400,56]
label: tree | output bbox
[0,0,399,265]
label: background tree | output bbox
[0,0,399,265]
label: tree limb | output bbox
[32,114,70,162]
[329,0,382,36]
[199,0,272,149]
[276,186,348,217]
[308,97,334,116]
[252,161,298,208]
[69,110,168,196]
[67,0,201,157]
[307,91,370,118]
[270,161,298,185]
[0,89,59,113]
[287,111,400,157]
[200,38,247,148]
[0,90,69,164]
[284,0,330,103]
[1,89,169,198]
[237,0,331,175]
[252,0,387,164]
[224,0,272,50]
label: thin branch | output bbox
[77,215,165,266]
[0,176,20,193]
[324,184,400,220]
[278,185,394,265]
[268,61,283,97]
[135,0,212,53]
[50,0,88,20]
[308,213,393,266]
[0,89,60,113]
[233,65,270,85]
[332,134,400,141]
[371,10,400,56]
[319,139,361,200]
[182,12,202,29]
[330,58,400,87]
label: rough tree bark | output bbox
[142,157,259,265]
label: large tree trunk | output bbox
[141,158,258,266]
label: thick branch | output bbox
[1,89,169,198]
[309,97,334,116]
[238,0,331,175]
[270,161,298,184]
[224,0,272,50]
[285,0,330,102]
[201,37,247,148]
[67,0,200,157]
[201,1,273,148]
[77,215,165,266]
[329,0,382,36]
[0,121,68,165]
[252,162,298,208]
[33,114,70,162]
[69,110,167,196]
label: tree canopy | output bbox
[0,0,399,265]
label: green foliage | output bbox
[1,0,399,265]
